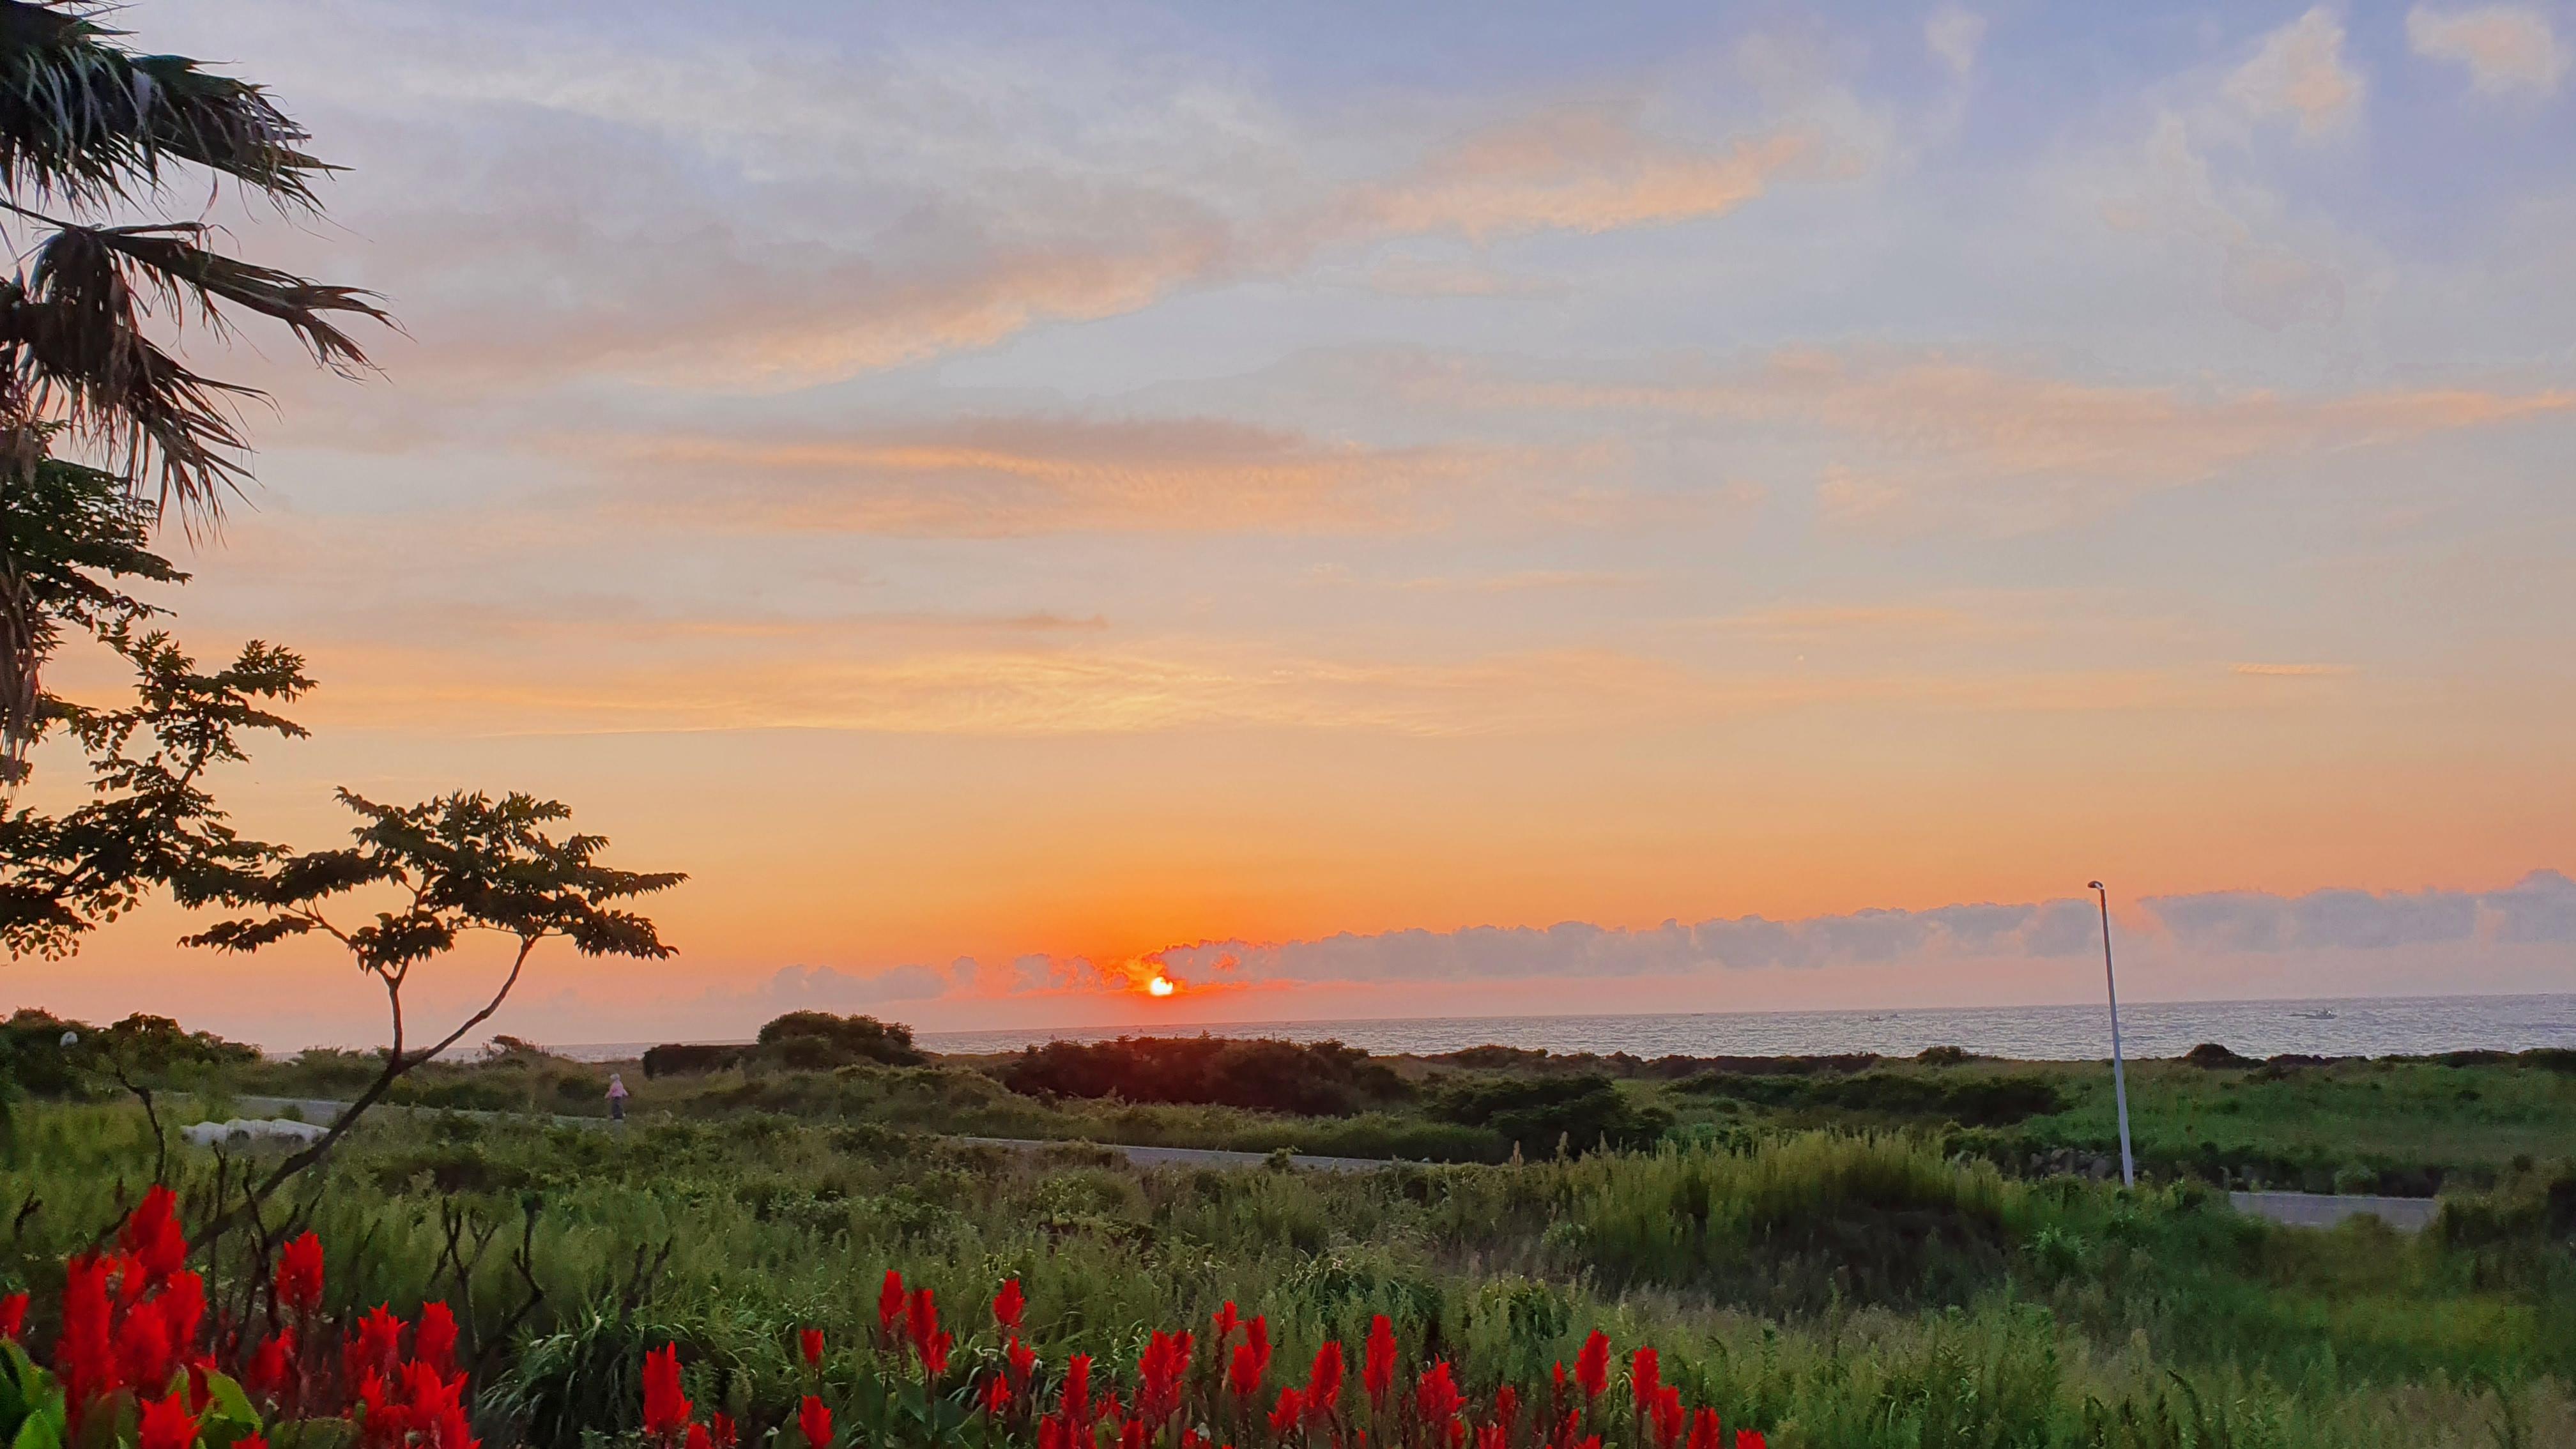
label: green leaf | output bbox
[9,1405,62,1449]
[198,1371,260,1434]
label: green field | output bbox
[6,1013,2575,1447]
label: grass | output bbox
[5,1097,2570,1448]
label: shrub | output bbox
[999,1036,1411,1117]
[1429,1073,1671,1156]
[755,1012,926,1069]
[643,1043,747,1078]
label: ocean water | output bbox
[558,993,2576,1063]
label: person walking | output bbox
[607,1071,630,1122]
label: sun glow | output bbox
[1146,974,1177,997]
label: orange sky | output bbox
[6,2,2576,1048]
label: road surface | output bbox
[226,1097,2444,1224]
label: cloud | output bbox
[2223,8,2366,139]
[1148,896,2106,987]
[1339,111,1815,242]
[579,415,1502,536]
[2145,871,2576,952]
[1414,349,2574,528]
[1926,6,1988,77]
[2408,5,2570,95]
[2231,662,2354,677]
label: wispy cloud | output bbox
[2223,7,2366,140]
[2408,5,2569,96]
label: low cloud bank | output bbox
[682,870,2573,1027]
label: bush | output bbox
[1000,1036,1411,1117]
[1430,1073,1671,1156]
[754,1011,926,1068]
[643,1043,746,1078]
[1675,1070,2064,1126]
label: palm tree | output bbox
[0,0,387,765]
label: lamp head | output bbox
[2087,880,2104,891]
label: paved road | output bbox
[2228,1190,2440,1232]
[224,1099,2447,1223]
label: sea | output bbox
[555,992,2576,1064]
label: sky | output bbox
[8,1,2575,1050]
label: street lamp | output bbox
[2089,881,2135,1189]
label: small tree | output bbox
[186,788,684,1201]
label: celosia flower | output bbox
[1268,1386,1305,1437]
[59,1254,118,1404]
[712,1411,738,1449]
[1629,1348,1658,1414]
[1228,1341,1265,1400]
[1685,1409,1722,1449]
[1061,1353,1095,1426]
[348,1305,406,1383]
[118,1294,174,1392]
[121,1187,188,1285]
[876,1271,905,1341]
[906,1287,949,1376]
[276,1234,326,1315]
[431,1400,479,1449]
[1303,1340,1342,1422]
[799,1395,833,1449]
[1363,1315,1396,1408]
[1139,1330,1194,1423]
[1651,1387,1683,1449]
[0,1291,23,1341]
[1572,1332,1609,1401]
[1494,1385,1519,1428]
[414,1301,459,1376]
[1733,1433,1764,1449]
[994,1279,1026,1332]
[800,1328,825,1372]
[687,1426,713,1449]
[237,1436,269,1449]
[981,1375,1012,1417]
[1008,1335,1038,1388]
[1414,1362,1463,1430]
[245,1330,296,1398]
[643,1344,693,1439]
[136,1389,200,1449]
[1212,1301,1239,1344]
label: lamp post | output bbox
[2087,881,2135,1188]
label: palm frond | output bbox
[2,221,387,510]
[0,0,327,211]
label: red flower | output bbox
[348,1305,406,1384]
[994,1279,1026,1332]
[1268,1386,1305,1438]
[1685,1409,1722,1449]
[1493,1386,1519,1428]
[1363,1315,1396,1408]
[1061,1353,1095,1427]
[1628,1348,1659,1414]
[276,1234,326,1315]
[1008,1335,1038,1388]
[1138,1330,1193,1423]
[0,1292,23,1341]
[1228,1340,1265,1401]
[1551,1363,1567,1398]
[136,1388,200,1449]
[416,1301,459,1376]
[1475,1427,1505,1449]
[687,1427,713,1449]
[800,1328,825,1371]
[60,1254,118,1405]
[643,1344,693,1439]
[1414,1362,1463,1430]
[876,1271,905,1341]
[121,1187,188,1286]
[118,1292,174,1392]
[1303,1340,1343,1422]
[431,1400,479,1449]
[799,1395,833,1449]
[245,1330,296,1398]
[712,1411,738,1449]
[1650,1388,1683,1449]
[238,1437,268,1449]
[906,1287,950,1376]
[1572,1333,1609,1401]
[1733,1434,1763,1449]
[1212,1301,1239,1344]
[981,1375,1013,1417]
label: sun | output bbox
[1146,974,1177,997]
